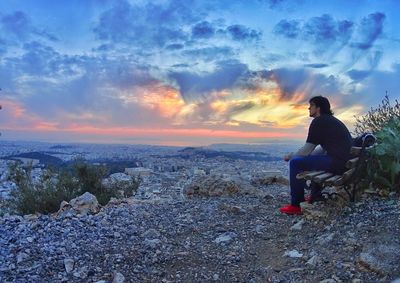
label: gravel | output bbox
[0,184,399,282]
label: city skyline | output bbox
[0,0,399,146]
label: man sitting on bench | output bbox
[280,96,353,215]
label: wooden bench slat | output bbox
[346,157,359,169]
[323,175,342,186]
[313,172,334,183]
[350,145,375,156]
[333,168,356,186]
[296,171,325,180]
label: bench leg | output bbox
[343,184,356,202]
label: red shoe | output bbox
[279,205,302,215]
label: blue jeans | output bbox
[289,155,332,206]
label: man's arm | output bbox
[311,145,326,155]
[284,142,317,161]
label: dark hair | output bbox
[309,96,334,115]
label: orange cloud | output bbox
[1,100,27,119]
[136,84,185,118]
[190,86,309,128]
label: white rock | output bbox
[306,255,319,266]
[255,225,265,234]
[290,219,305,231]
[316,233,334,245]
[112,272,125,283]
[64,258,74,273]
[284,250,303,258]
[214,232,237,244]
[69,192,100,215]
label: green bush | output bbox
[7,161,140,215]
[8,164,77,215]
[366,118,400,192]
[354,95,400,135]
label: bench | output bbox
[296,134,377,202]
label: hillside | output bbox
[0,184,399,282]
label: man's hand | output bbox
[283,155,291,162]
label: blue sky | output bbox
[0,0,399,145]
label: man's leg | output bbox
[289,155,332,206]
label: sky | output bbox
[0,0,399,146]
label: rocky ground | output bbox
[1,183,399,283]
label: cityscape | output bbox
[0,140,299,202]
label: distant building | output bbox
[12,157,40,167]
[125,167,152,177]
[193,168,206,175]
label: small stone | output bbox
[214,232,237,244]
[290,219,305,231]
[213,274,219,281]
[112,272,125,283]
[284,250,303,258]
[255,225,265,234]
[142,228,160,239]
[144,238,161,249]
[306,255,319,267]
[16,252,29,264]
[316,233,334,245]
[64,258,74,273]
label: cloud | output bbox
[274,12,386,62]
[273,19,301,38]
[346,69,370,82]
[352,63,400,105]
[166,43,185,50]
[1,11,31,41]
[192,21,215,39]
[182,46,234,62]
[169,60,249,103]
[346,50,383,82]
[0,38,7,56]
[266,0,285,8]
[261,0,303,10]
[351,12,385,50]
[93,0,197,48]
[226,24,261,41]
[259,68,342,101]
[304,14,353,44]
[304,63,329,68]
[0,11,58,45]
[274,14,354,57]
[0,39,176,127]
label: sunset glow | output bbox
[0,0,399,146]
